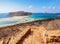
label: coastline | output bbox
[0,15,56,27]
[0,18,60,44]
[0,16,29,27]
[0,18,56,28]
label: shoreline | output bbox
[0,16,29,27]
[0,15,59,27]
[0,18,56,28]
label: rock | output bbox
[8,28,30,44]
[0,40,3,44]
[0,25,30,44]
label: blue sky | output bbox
[0,0,60,13]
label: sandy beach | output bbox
[0,16,33,27]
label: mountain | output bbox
[9,11,32,17]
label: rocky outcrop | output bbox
[9,11,32,17]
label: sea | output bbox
[0,13,60,27]
[29,13,60,19]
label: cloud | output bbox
[48,6,55,10]
[52,6,55,9]
[40,6,56,13]
[42,6,46,9]
[48,6,51,9]
[28,5,32,9]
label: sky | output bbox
[0,0,60,13]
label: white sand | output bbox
[0,16,48,27]
[0,16,28,21]
[0,16,35,27]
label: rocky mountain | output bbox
[9,11,32,17]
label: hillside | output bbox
[0,19,60,44]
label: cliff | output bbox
[9,11,32,17]
[0,19,60,44]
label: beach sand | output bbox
[0,16,33,27]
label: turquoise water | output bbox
[0,13,60,19]
[0,21,18,25]
[28,13,60,19]
[0,13,60,27]
[0,20,20,27]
